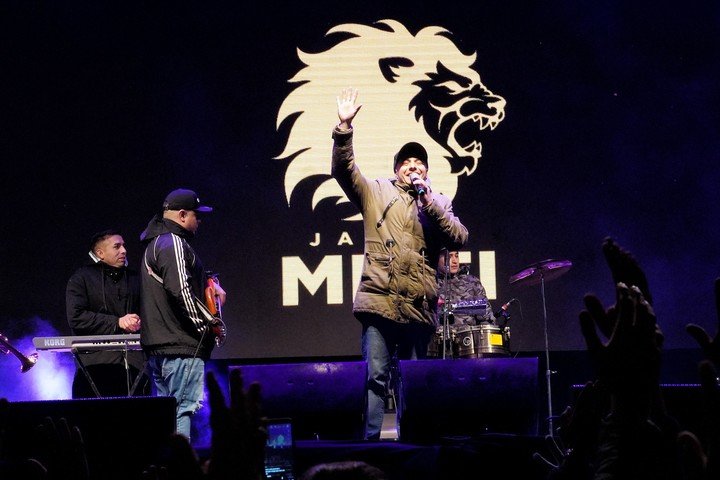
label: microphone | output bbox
[495,298,518,318]
[409,173,426,196]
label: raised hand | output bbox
[580,283,663,404]
[142,433,202,480]
[686,278,720,366]
[533,381,601,479]
[205,369,266,480]
[336,88,362,130]
[677,359,720,479]
[30,417,90,480]
[602,237,652,304]
[555,381,603,456]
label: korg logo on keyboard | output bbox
[44,338,65,347]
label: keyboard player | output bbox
[65,230,149,398]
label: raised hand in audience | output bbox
[677,359,720,480]
[205,369,266,480]
[533,381,600,479]
[602,237,653,304]
[580,282,663,408]
[678,277,720,479]
[28,417,90,480]
[578,240,680,479]
[686,278,720,366]
[143,433,204,480]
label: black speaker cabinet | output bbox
[232,362,367,440]
[398,357,539,443]
[4,396,176,479]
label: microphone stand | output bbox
[441,250,452,359]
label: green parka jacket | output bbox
[332,127,469,327]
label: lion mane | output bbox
[276,19,506,220]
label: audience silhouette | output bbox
[536,238,720,480]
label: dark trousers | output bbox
[72,364,150,399]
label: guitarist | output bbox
[139,188,227,440]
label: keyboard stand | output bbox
[128,358,149,397]
[71,349,103,398]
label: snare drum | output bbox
[455,324,510,358]
[427,326,457,358]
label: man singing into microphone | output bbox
[332,88,468,440]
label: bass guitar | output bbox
[204,273,227,347]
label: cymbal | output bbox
[509,259,572,287]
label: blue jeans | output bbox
[361,315,432,440]
[148,356,205,439]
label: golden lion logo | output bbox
[276,19,506,220]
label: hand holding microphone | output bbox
[409,172,426,195]
[409,173,433,207]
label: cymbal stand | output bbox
[540,272,554,436]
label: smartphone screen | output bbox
[265,418,295,480]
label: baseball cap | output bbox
[393,142,428,170]
[163,189,213,212]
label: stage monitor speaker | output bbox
[232,362,366,440]
[398,357,539,443]
[3,396,176,479]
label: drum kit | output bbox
[429,258,572,435]
[428,298,512,359]
[428,323,511,359]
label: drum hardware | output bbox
[439,249,453,359]
[427,325,457,359]
[509,258,572,436]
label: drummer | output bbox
[437,249,496,327]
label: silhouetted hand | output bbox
[29,417,90,480]
[686,278,720,366]
[533,433,593,480]
[678,430,707,480]
[142,433,203,480]
[581,283,663,407]
[205,369,266,480]
[677,359,720,480]
[697,360,720,479]
[602,237,653,305]
[555,381,604,456]
[533,381,601,480]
